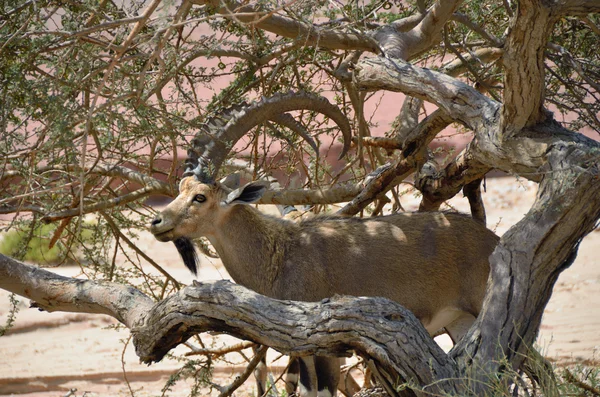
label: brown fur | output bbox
[151,178,499,335]
[151,178,499,397]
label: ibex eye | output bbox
[193,194,206,203]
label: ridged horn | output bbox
[184,91,352,183]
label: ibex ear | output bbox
[223,181,268,206]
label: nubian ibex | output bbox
[150,92,499,397]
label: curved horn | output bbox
[185,92,352,182]
[269,113,319,155]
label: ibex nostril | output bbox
[151,217,162,226]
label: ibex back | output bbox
[151,178,499,396]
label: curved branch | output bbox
[135,281,461,396]
[191,0,379,52]
[0,254,154,328]
[403,0,464,57]
[415,146,491,212]
[455,136,600,393]
[0,254,461,397]
[353,56,498,131]
[558,0,600,15]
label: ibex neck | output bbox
[207,205,293,297]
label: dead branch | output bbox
[217,345,268,397]
[337,159,414,217]
[0,254,154,328]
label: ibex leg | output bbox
[445,312,476,344]
[298,356,318,397]
[314,356,340,397]
[253,346,268,396]
[285,356,300,396]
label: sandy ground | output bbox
[0,176,598,397]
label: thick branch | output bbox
[403,0,464,57]
[0,255,153,328]
[452,123,600,394]
[0,254,461,397]
[415,146,491,212]
[501,0,556,133]
[191,0,378,52]
[134,280,461,396]
[558,0,600,15]
[257,183,362,206]
[354,56,498,131]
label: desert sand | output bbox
[0,176,598,396]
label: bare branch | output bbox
[581,15,600,35]
[441,47,503,77]
[501,0,556,134]
[352,136,402,152]
[451,13,502,47]
[185,341,257,357]
[353,56,498,131]
[0,254,461,397]
[462,178,487,225]
[190,0,379,52]
[337,159,414,217]
[416,146,491,212]
[217,345,268,397]
[339,110,453,216]
[558,0,600,15]
[403,0,464,57]
[258,183,362,206]
[456,134,600,393]
[0,254,154,328]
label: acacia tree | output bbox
[1,0,599,396]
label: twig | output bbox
[185,341,257,357]
[564,368,600,397]
[42,186,159,222]
[217,345,268,397]
[121,334,136,397]
[100,212,181,290]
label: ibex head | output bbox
[150,92,352,274]
[150,178,268,274]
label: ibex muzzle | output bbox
[150,93,499,397]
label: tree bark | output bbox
[0,254,462,397]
